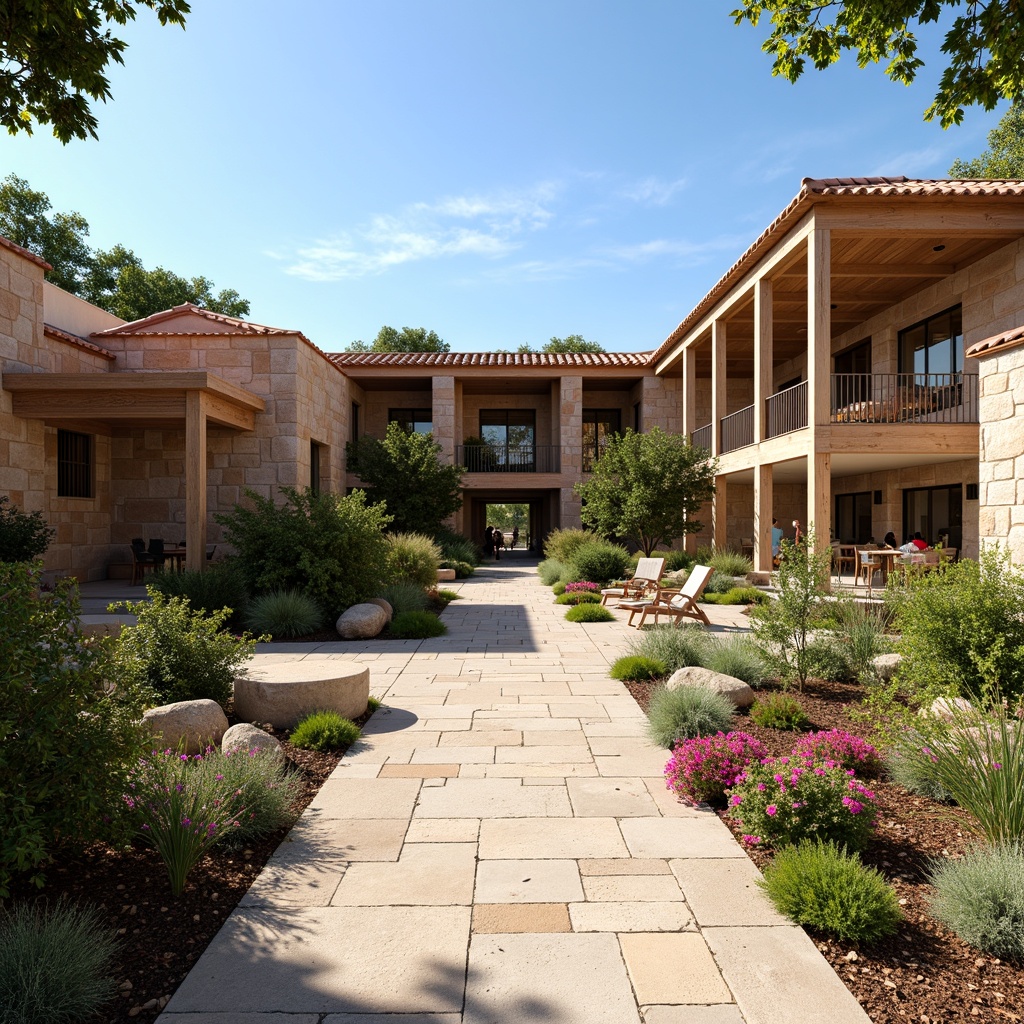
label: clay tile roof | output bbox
[966,325,1024,359]
[651,177,1024,367]
[0,234,51,271]
[91,303,305,339]
[43,323,117,361]
[328,351,651,368]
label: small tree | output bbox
[347,422,464,535]
[749,529,832,691]
[574,427,717,555]
[0,496,54,562]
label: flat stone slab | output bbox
[619,817,748,859]
[234,661,369,728]
[415,779,572,818]
[567,777,659,817]
[569,901,693,932]
[670,858,786,927]
[331,844,476,906]
[479,818,629,859]
[307,778,420,820]
[475,860,583,903]
[472,903,571,933]
[619,933,732,1005]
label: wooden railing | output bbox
[456,443,560,473]
[691,423,712,451]
[720,404,754,453]
[831,373,978,424]
[766,381,808,438]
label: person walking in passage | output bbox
[511,526,519,550]
[492,528,503,559]
[483,526,494,561]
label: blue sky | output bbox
[2,1,1005,352]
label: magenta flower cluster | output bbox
[565,581,599,593]
[791,729,881,773]
[664,731,768,806]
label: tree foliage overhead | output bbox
[574,427,718,556]
[732,1,1024,127]
[949,103,1024,177]
[516,334,607,355]
[0,174,249,320]
[346,325,450,354]
[347,421,464,535]
[1,0,190,144]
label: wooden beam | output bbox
[779,262,955,279]
[821,423,979,454]
[682,345,695,437]
[807,452,832,557]
[185,391,208,573]
[712,473,727,551]
[11,391,187,420]
[754,463,774,572]
[754,278,772,444]
[711,320,726,457]
[807,227,831,428]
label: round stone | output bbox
[336,603,389,639]
[664,665,756,708]
[367,597,394,622]
[142,699,229,754]
[234,661,370,729]
[221,721,283,759]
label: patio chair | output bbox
[620,564,714,629]
[130,538,157,585]
[834,544,857,581]
[856,547,881,591]
[600,556,666,606]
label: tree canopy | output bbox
[515,334,606,355]
[346,326,450,354]
[347,421,463,535]
[949,103,1024,177]
[1,0,190,143]
[0,174,249,320]
[732,1,1024,127]
[574,427,718,556]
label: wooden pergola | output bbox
[4,372,265,571]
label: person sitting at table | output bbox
[900,531,929,554]
[771,518,784,564]
[882,532,897,549]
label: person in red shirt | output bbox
[910,532,928,551]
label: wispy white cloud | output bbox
[620,176,688,206]
[599,234,745,266]
[871,145,950,177]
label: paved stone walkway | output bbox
[158,556,869,1024]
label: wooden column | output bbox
[807,451,831,553]
[712,474,727,552]
[711,320,726,456]
[682,344,696,439]
[185,391,208,572]
[754,278,773,443]
[807,227,831,428]
[754,463,774,572]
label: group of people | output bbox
[770,517,802,565]
[483,525,519,560]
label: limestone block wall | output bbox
[724,482,805,550]
[635,373,682,433]
[977,343,1024,562]
[559,375,583,527]
[361,388,434,440]
[461,391,555,446]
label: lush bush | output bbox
[793,730,881,775]
[568,541,632,586]
[727,757,878,851]
[826,599,891,682]
[216,486,393,619]
[290,710,362,752]
[0,496,54,562]
[759,840,902,943]
[434,528,479,566]
[664,731,768,805]
[665,549,694,573]
[703,570,737,595]
[390,610,447,638]
[440,559,474,578]
[628,624,711,675]
[647,685,735,748]
[0,563,151,898]
[552,581,567,595]
[565,603,616,623]
[702,586,769,606]
[555,591,601,605]
[703,634,766,686]
[544,528,604,564]
[113,589,258,707]
[885,739,955,803]
[0,899,117,1024]
[538,558,568,587]
[802,638,853,683]
[708,549,753,576]
[889,548,1024,705]
[148,561,249,623]
[387,532,442,589]
[244,589,324,639]
[436,588,461,604]
[749,693,810,730]
[610,655,667,681]
[929,844,1024,959]
[378,582,429,614]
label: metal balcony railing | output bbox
[831,373,978,424]
[766,381,808,439]
[691,423,712,451]
[456,443,560,473]
[720,404,754,453]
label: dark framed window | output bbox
[777,375,802,393]
[583,409,621,472]
[903,484,962,550]
[480,410,535,469]
[351,401,360,440]
[57,429,92,498]
[310,440,323,495]
[389,408,432,434]
[899,305,963,376]
[834,490,872,545]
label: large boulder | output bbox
[234,661,370,729]
[665,666,756,709]
[142,699,229,754]
[366,597,394,623]
[921,696,973,722]
[221,722,283,759]
[872,652,903,682]
[437,568,456,582]
[336,603,389,639]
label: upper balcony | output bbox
[456,443,561,473]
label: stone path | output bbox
[157,556,869,1024]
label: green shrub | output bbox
[440,559,474,578]
[885,742,955,803]
[708,549,753,576]
[148,561,249,622]
[628,624,711,674]
[565,603,616,623]
[244,589,324,638]
[367,695,382,712]
[0,900,117,1024]
[552,581,567,595]
[437,588,461,603]
[703,570,737,595]
[703,634,766,687]
[390,610,447,638]
[610,655,667,681]
[749,692,810,730]
[568,541,631,586]
[665,549,694,573]
[112,589,259,707]
[555,591,601,605]
[0,496,54,562]
[646,685,735,747]
[803,638,852,682]
[387,532,442,589]
[290,710,362,752]
[703,586,768,606]
[0,563,151,898]
[929,844,1024,959]
[378,582,429,614]
[826,599,891,682]
[759,841,902,943]
[216,486,393,619]
[538,558,567,586]
[433,528,479,566]
[544,527,604,563]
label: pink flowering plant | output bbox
[791,729,881,775]
[664,731,768,806]
[565,581,599,593]
[725,756,878,851]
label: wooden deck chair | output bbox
[600,557,666,606]
[621,564,714,629]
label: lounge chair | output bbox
[619,564,714,629]
[600,557,666,606]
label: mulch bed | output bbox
[626,676,1024,1024]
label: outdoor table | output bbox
[858,549,902,593]
[163,546,187,572]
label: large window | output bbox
[389,408,432,434]
[310,440,325,495]
[903,484,962,550]
[583,409,621,472]
[480,410,535,469]
[834,490,872,545]
[899,306,963,376]
[57,429,92,498]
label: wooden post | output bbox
[807,227,831,428]
[754,278,773,443]
[807,451,831,554]
[754,463,774,571]
[712,474,727,552]
[185,390,208,573]
[682,344,696,439]
[711,320,726,456]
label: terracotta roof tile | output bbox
[329,351,651,368]
[966,325,1024,359]
[0,234,51,271]
[44,323,117,361]
[91,303,302,338]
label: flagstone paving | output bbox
[157,556,869,1024]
